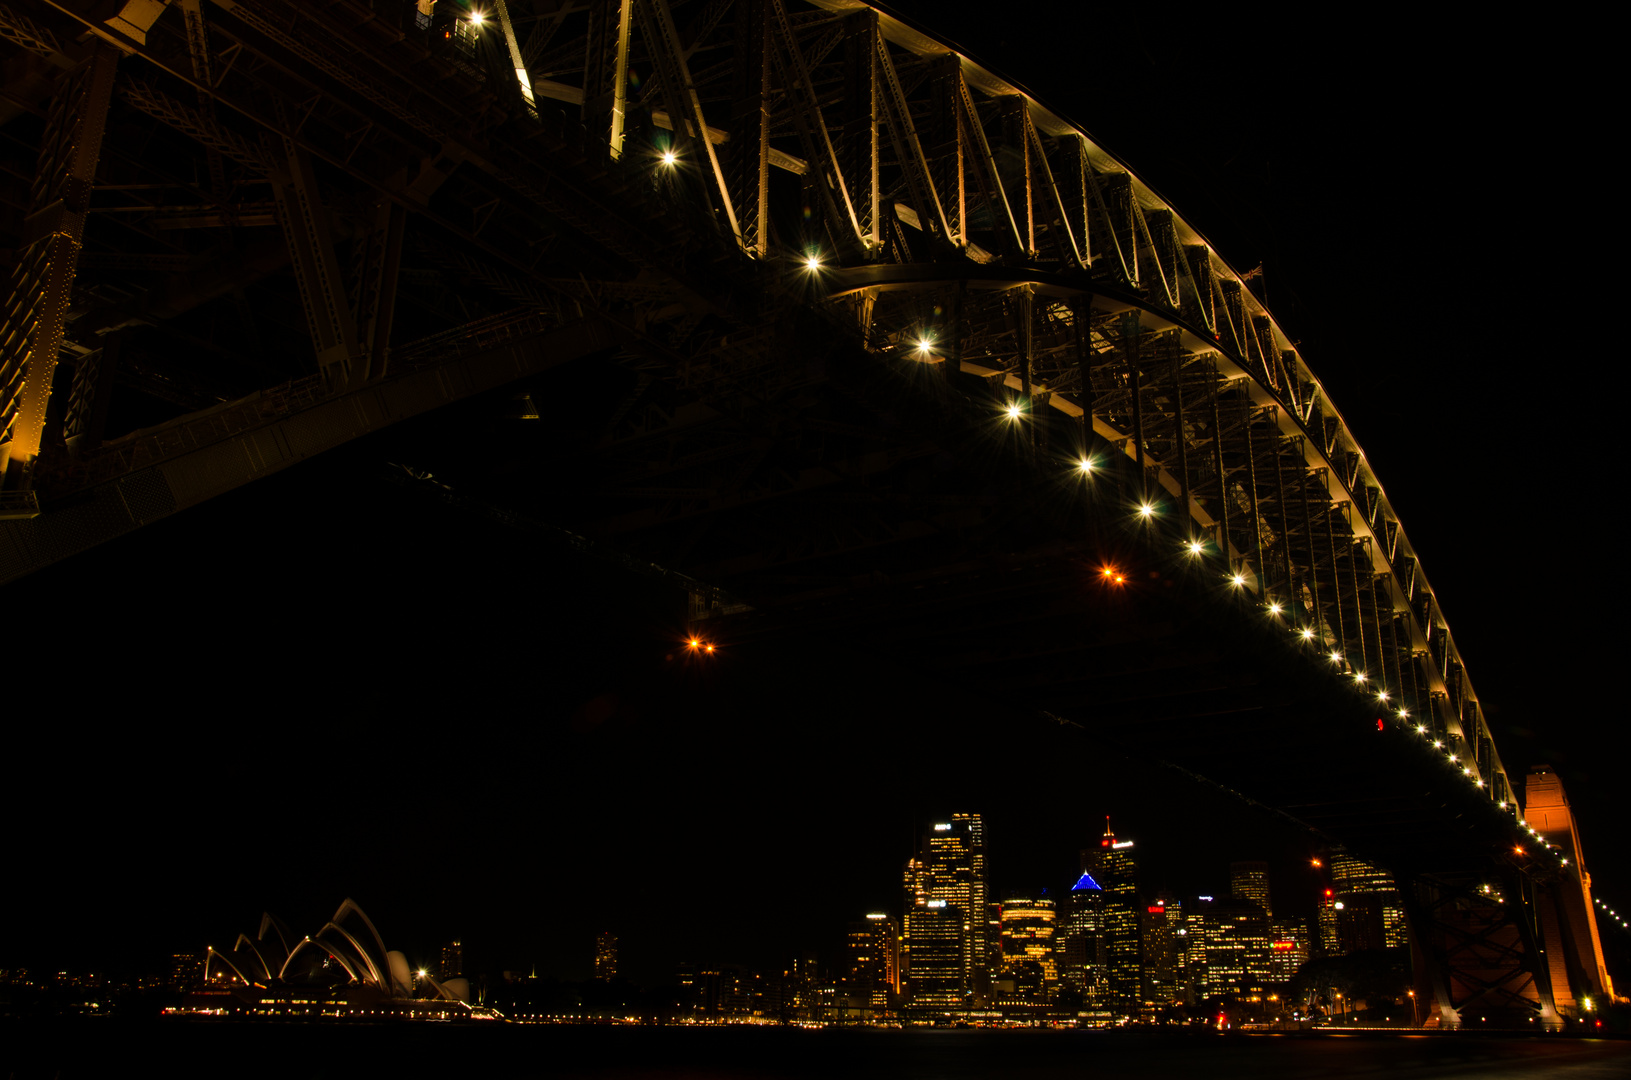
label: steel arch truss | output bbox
[0,3,1516,849]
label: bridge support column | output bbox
[1403,884,1461,1029]
[584,0,633,159]
[725,0,772,259]
[1402,872,1562,1030]
[1525,765,1617,1008]
[62,329,127,455]
[351,197,406,381]
[0,43,118,491]
[270,139,359,381]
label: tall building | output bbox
[999,891,1058,991]
[594,931,618,981]
[1056,869,1108,1003]
[1190,896,1269,998]
[902,814,989,1008]
[1230,861,1273,916]
[1317,889,1340,957]
[439,940,463,980]
[847,914,899,1010]
[1327,851,1407,953]
[1268,916,1311,982]
[1085,818,1140,1014]
[1139,896,1183,1016]
[902,902,963,1008]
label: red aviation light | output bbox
[1101,839,1111,848]
[1324,889,1334,897]
[1376,718,1385,731]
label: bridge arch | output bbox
[0,0,1603,1029]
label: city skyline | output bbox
[24,804,1543,997]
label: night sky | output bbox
[5,3,1619,990]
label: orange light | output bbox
[704,645,715,653]
[1311,858,1322,868]
[688,639,700,648]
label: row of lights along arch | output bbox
[646,98,1560,878]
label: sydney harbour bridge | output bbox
[0,0,1615,1026]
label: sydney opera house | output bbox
[167,899,500,1022]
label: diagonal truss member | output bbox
[0,43,118,491]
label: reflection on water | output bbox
[3,1021,1629,1079]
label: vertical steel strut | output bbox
[0,43,118,490]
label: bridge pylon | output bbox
[1523,765,1617,1016]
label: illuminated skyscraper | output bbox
[847,914,899,1010]
[1085,818,1140,1013]
[999,891,1058,991]
[1268,916,1311,981]
[439,940,463,980]
[1056,869,1108,1003]
[1325,851,1407,954]
[1230,861,1273,916]
[1190,896,1269,997]
[1317,889,1340,956]
[1139,896,1183,1016]
[594,931,618,981]
[902,814,989,1008]
[902,902,963,1008]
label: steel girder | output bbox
[0,37,117,492]
[0,3,1551,961]
[0,0,1521,808]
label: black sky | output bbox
[5,3,1621,988]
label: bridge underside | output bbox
[0,0,1596,1027]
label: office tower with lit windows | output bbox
[1085,819,1140,1013]
[986,900,1004,975]
[1230,861,1273,916]
[1268,916,1311,981]
[1139,897,1183,1016]
[1056,869,1108,1003]
[1317,889,1340,956]
[1328,851,1407,951]
[999,891,1058,993]
[1190,896,1269,997]
[594,931,618,981]
[439,940,463,980]
[902,901,964,1008]
[848,914,900,1010]
[902,814,989,1008]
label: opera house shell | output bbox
[171,898,499,1022]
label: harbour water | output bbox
[4,1021,1629,1079]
